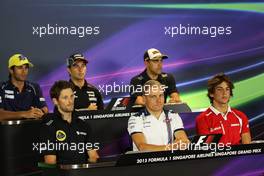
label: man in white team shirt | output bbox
[127,80,189,151]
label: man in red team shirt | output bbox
[196,73,251,145]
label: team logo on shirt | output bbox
[56,130,66,141]
[39,97,46,102]
[73,91,78,98]
[210,127,221,132]
[137,76,143,80]
[5,90,14,94]
[76,131,87,136]
[87,91,95,97]
[5,94,14,99]
[161,73,168,78]
[4,90,15,99]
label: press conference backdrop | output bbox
[1,0,264,175]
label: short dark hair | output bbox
[207,73,234,104]
[8,66,15,80]
[50,80,74,100]
[143,51,149,61]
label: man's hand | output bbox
[174,139,190,150]
[88,150,99,163]
[87,103,98,110]
[23,107,44,119]
[135,96,145,106]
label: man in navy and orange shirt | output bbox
[196,73,251,145]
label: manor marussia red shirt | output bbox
[196,106,250,145]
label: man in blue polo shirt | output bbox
[0,54,48,120]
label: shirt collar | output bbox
[209,105,231,116]
[54,107,77,123]
[142,69,150,80]
[142,108,166,121]
[142,69,162,81]
[54,107,63,120]
[141,108,151,116]
[158,111,166,121]
[7,80,29,91]
[69,79,88,89]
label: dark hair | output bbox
[50,80,74,100]
[207,73,234,104]
[8,66,15,80]
[143,51,149,61]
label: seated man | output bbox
[127,80,189,151]
[39,80,99,164]
[0,54,48,120]
[67,53,104,111]
[196,73,251,145]
[130,48,181,105]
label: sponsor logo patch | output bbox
[56,130,66,141]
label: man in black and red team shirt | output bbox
[130,48,181,105]
[196,73,251,145]
[67,53,104,111]
[0,54,48,120]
